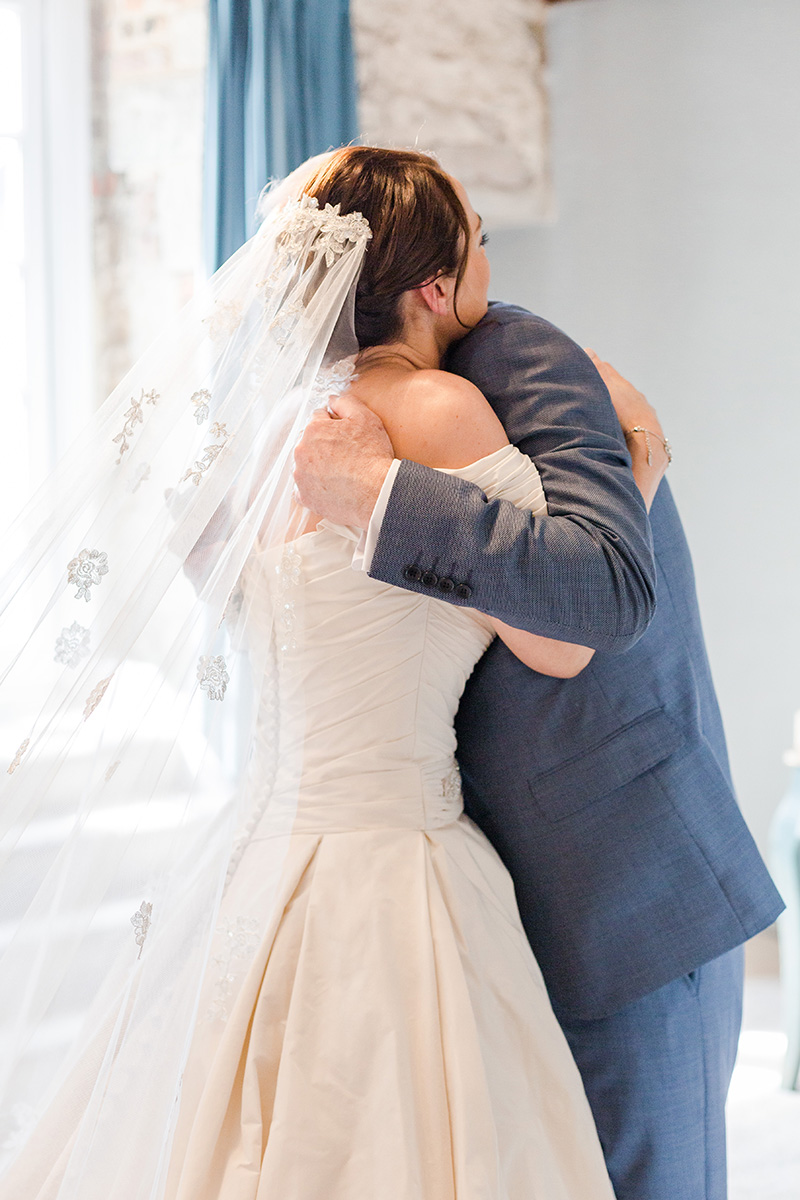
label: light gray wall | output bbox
[486,0,800,858]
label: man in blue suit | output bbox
[294,303,783,1199]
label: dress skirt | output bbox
[164,816,614,1200]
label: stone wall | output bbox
[90,0,554,401]
[91,0,207,402]
[351,0,553,228]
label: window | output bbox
[0,0,92,524]
[0,4,29,509]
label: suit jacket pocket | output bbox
[527,706,684,822]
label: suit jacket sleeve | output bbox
[367,305,657,654]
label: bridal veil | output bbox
[0,184,371,1198]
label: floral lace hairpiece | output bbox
[269,193,372,270]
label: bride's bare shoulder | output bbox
[367,368,508,469]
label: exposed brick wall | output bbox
[91,0,207,402]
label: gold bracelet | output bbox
[624,426,672,466]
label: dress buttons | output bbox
[437,577,455,594]
[403,565,422,582]
[455,583,472,599]
[421,570,439,588]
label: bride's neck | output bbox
[356,316,452,375]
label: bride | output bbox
[0,146,661,1199]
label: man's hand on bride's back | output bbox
[293,393,395,527]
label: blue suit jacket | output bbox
[370,303,784,1020]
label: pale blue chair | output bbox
[770,753,800,1090]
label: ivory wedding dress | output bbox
[163,444,614,1200]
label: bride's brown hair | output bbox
[303,146,473,349]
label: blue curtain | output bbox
[204,0,360,271]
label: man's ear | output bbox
[416,274,456,316]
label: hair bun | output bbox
[302,146,471,349]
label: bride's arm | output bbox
[585,351,670,511]
[487,619,593,677]
[373,370,596,679]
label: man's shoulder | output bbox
[483,300,561,331]
[452,301,595,380]
[482,301,579,346]
[449,302,609,425]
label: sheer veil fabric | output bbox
[0,189,371,1198]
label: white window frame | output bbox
[16,0,93,486]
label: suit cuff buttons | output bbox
[402,565,471,600]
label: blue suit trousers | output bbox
[558,946,744,1200]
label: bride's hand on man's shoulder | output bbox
[585,349,670,510]
[584,349,663,439]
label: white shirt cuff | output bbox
[352,458,402,573]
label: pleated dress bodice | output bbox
[239,443,545,836]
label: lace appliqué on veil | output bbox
[68,549,109,601]
[269,297,305,346]
[131,900,153,959]
[191,389,211,424]
[197,655,229,700]
[7,738,30,775]
[203,299,243,344]
[312,356,358,408]
[181,422,229,486]
[54,621,91,667]
[83,675,113,721]
[112,388,159,464]
[206,916,261,1021]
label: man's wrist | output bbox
[356,456,395,527]
[353,458,402,573]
